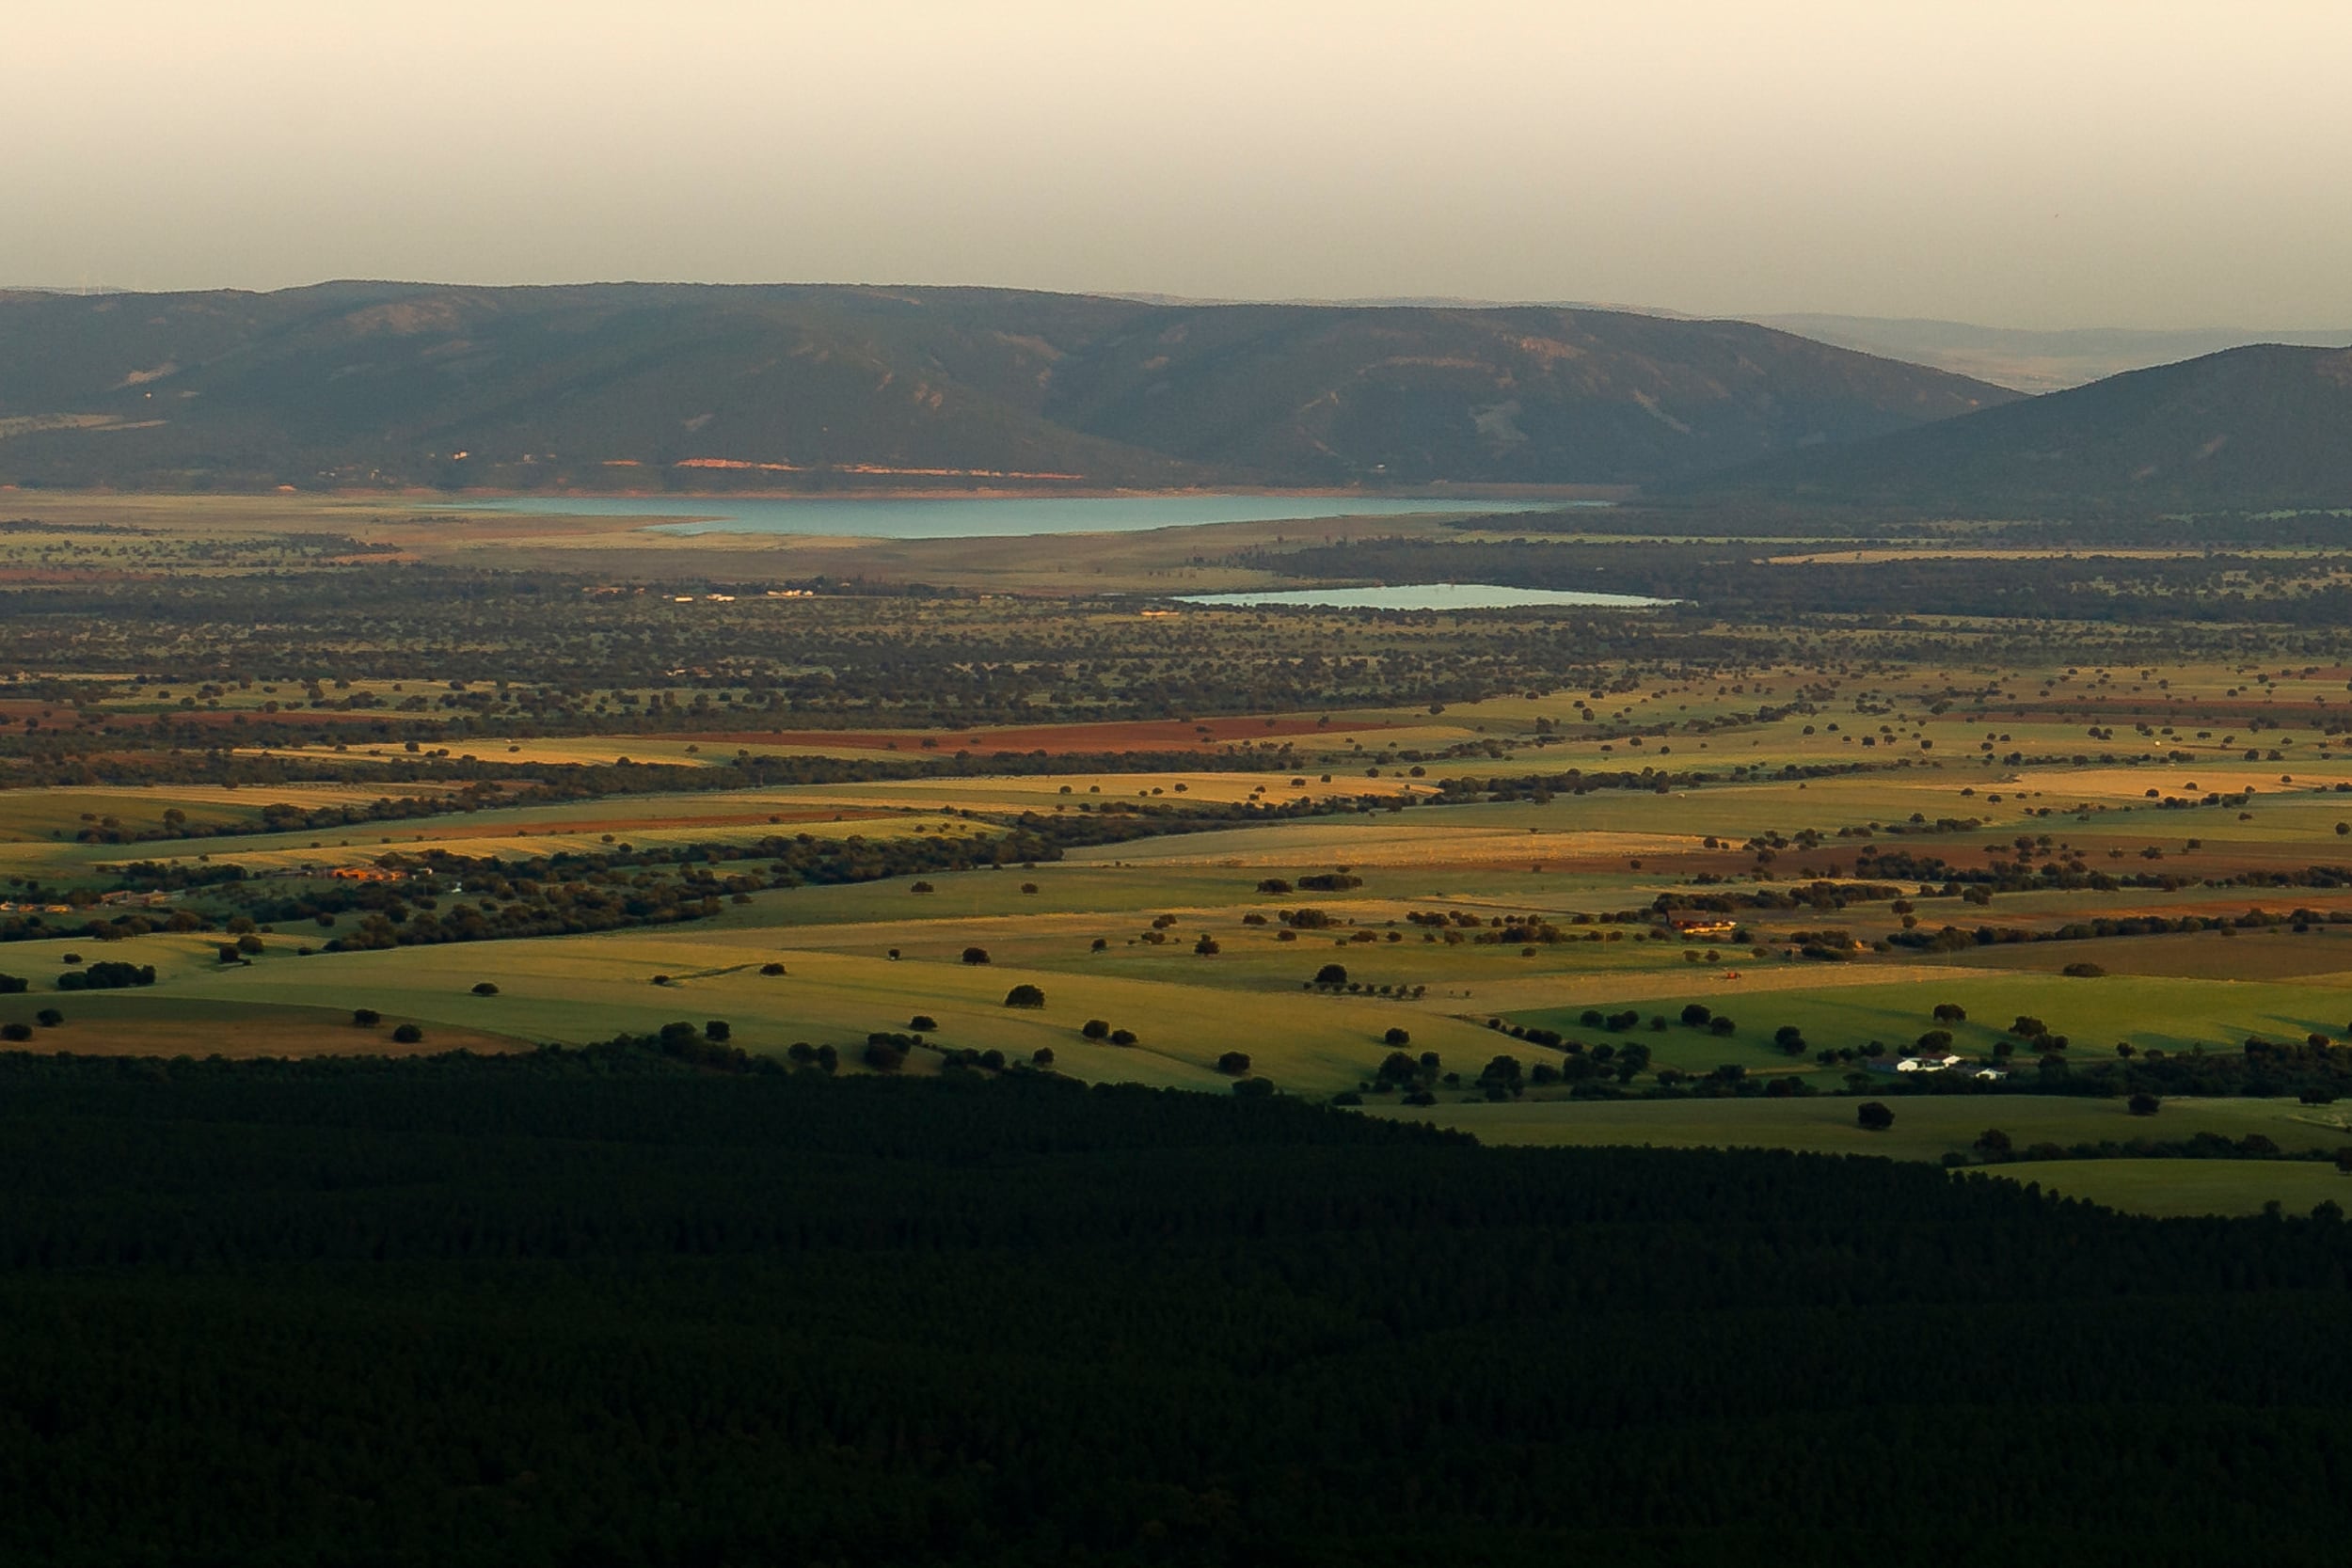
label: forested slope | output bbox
[4,1051,2350,1566]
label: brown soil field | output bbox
[0,1003,532,1059]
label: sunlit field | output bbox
[2,495,2350,1214]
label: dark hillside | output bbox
[1041,302,2010,485]
[0,282,2012,491]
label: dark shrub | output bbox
[58,962,155,992]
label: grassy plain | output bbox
[8,493,2352,1213]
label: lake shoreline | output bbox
[447,493,1586,542]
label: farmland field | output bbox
[5,493,2352,1214]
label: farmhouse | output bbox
[329,865,405,883]
[1896,1053,1964,1074]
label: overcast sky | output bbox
[6,0,2349,328]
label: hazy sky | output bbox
[6,0,2350,327]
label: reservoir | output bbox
[453,494,1565,539]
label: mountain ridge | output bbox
[0,281,2013,492]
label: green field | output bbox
[1976,1159,2352,1217]
[7,494,2352,1216]
[1367,1091,2352,1160]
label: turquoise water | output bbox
[1174,584,1669,611]
[451,494,1565,539]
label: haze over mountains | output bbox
[1752,314,2352,394]
[1680,343,2352,515]
[0,282,2010,493]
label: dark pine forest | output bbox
[4,1050,2350,1566]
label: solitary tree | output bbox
[1003,984,1046,1008]
[1856,1101,1895,1131]
[1216,1051,1253,1075]
[961,947,991,965]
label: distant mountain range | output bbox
[1123,294,2352,393]
[0,282,2011,493]
[1680,343,2352,513]
[1752,314,2352,394]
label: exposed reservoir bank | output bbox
[1172,584,1672,610]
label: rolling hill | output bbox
[0,282,2012,492]
[1677,343,2352,514]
